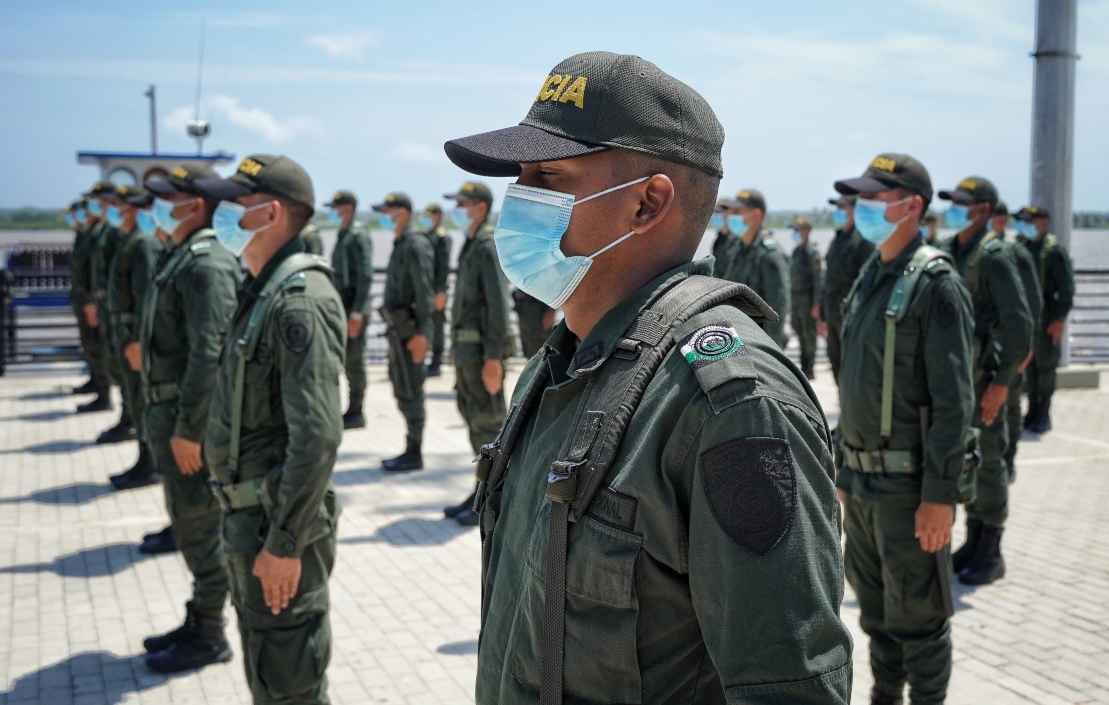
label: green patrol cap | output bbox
[1015,205,1050,221]
[727,189,766,211]
[104,184,146,202]
[444,51,725,179]
[938,176,998,207]
[828,194,856,207]
[423,204,443,215]
[193,155,316,215]
[444,181,493,206]
[992,200,1008,216]
[835,153,933,205]
[324,190,357,208]
[791,217,812,231]
[83,181,115,197]
[714,198,729,213]
[145,164,220,196]
[371,192,413,212]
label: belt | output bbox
[145,381,180,404]
[840,441,917,475]
[108,312,135,326]
[208,476,264,512]
[454,328,482,344]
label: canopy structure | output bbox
[76,151,235,187]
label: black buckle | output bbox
[548,458,585,485]
[474,443,498,483]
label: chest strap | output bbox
[960,230,998,298]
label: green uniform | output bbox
[822,225,875,385]
[205,238,345,705]
[512,290,553,358]
[837,236,976,705]
[70,223,110,395]
[450,220,511,453]
[790,239,824,373]
[940,227,1032,528]
[381,222,435,442]
[1023,233,1075,413]
[475,259,852,704]
[1001,233,1042,469]
[139,227,240,615]
[710,227,733,276]
[300,224,324,256]
[721,228,791,348]
[424,224,452,366]
[330,223,373,411]
[90,223,126,393]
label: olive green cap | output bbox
[726,188,766,211]
[828,194,856,207]
[714,198,729,213]
[938,176,998,207]
[324,190,357,208]
[145,164,220,196]
[104,184,146,202]
[1015,205,1050,221]
[835,153,933,205]
[371,192,413,212]
[422,204,443,215]
[444,181,493,206]
[444,51,725,178]
[83,181,115,197]
[193,155,316,214]
[992,200,1008,216]
[791,217,812,231]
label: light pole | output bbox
[144,85,158,154]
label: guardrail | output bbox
[1070,267,1109,363]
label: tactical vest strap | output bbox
[960,230,998,298]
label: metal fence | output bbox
[1069,268,1109,363]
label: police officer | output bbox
[299,222,324,256]
[139,164,239,673]
[69,197,109,399]
[445,50,851,704]
[789,216,823,379]
[420,203,452,376]
[709,197,733,274]
[198,154,343,705]
[512,290,554,358]
[324,190,373,429]
[441,181,512,527]
[721,188,791,347]
[76,183,116,413]
[375,192,434,472]
[938,176,1031,586]
[922,212,939,244]
[822,194,874,386]
[835,154,976,705]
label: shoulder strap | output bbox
[961,230,998,297]
[139,230,218,373]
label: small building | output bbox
[76,151,235,186]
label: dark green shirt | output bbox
[69,225,94,306]
[837,237,975,505]
[822,225,874,323]
[710,228,733,277]
[477,259,852,704]
[382,222,435,336]
[89,223,123,305]
[107,225,162,343]
[721,228,791,345]
[790,240,825,307]
[1001,232,1043,335]
[451,220,511,364]
[423,224,452,294]
[300,224,324,256]
[330,224,374,317]
[1024,233,1075,327]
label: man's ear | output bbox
[633,174,674,234]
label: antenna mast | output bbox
[186,20,211,155]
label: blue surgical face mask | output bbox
[854,196,912,245]
[65,213,76,229]
[152,197,196,235]
[212,201,271,256]
[945,204,971,231]
[832,209,848,227]
[792,230,804,244]
[725,214,746,233]
[709,213,724,230]
[105,205,124,228]
[493,176,652,308]
[452,208,472,231]
[136,209,157,237]
[1015,220,1037,238]
[418,215,434,231]
[378,214,395,231]
[88,200,103,217]
[73,208,86,224]
[328,210,342,225]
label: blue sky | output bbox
[1,0,1107,211]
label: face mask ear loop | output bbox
[884,195,915,229]
[572,175,652,205]
[588,230,637,259]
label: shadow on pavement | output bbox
[425,391,457,401]
[340,517,475,546]
[331,465,459,487]
[18,409,74,422]
[0,650,177,704]
[0,439,96,455]
[0,542,156,577]
[0,481,116,505]
[437,640,478,656]
[952,580,981,612]
[18,389,72,401]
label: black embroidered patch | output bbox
[934,285,958,329]
[280,309,313,353]
[191,268,213,295]
[572,341,604,370]
[698,437,795,556]
[587,487,638,533]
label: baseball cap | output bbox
[727,189,766,211]
[324,190,357,208]
[193,155,316,214]
[1015,205,1050,221]
[443,181,493,205]
[423,204,443,215]
[145,164,220,196]
[828,194,857,207]
[714,198,729,213]
[938,176,998,207]
[444,51,725,178]
[791,217,812,230]
[992,201,1008,217]
[104,184,146,202]
[371,192,413,212]
[835,153,933,205]
[83,181,115,197]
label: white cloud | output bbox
[305,29,380,60]
[163,95,319,144]
[388,142,448,165]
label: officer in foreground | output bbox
[198,155,343,705]
[325,190,373,429]
[835,153,975,705]
[77,183,116,413]
[420,203,453,376]
[720,188,791,347]
[822,194,874,386]
[1015,205,1075,434]
[789,216,823,379]
[375,192,435,471]
[69,197,110,400]
[446,50,851,704]
[938,176,1031,586]
[441,181,512,527]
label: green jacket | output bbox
[822,225,874,323]
[1024,233,1075,328]
[423,224,452,294]
[107,225,162,344]
[721,228,791,345]
[330,224,374,317]
[140,227,241,442]
[451,220,512,364]
[69,225,94,306]
[206,237,346,559]
[940,226,1032,387]
[1002,232,1043,336]
[790,240,825,307]
[89,223,124,306]
[837,236,975,505]
[477,259,852,704]
[710,228,733,277]
[382,222,435,337]
[300,224,324,256]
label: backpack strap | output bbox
[960,230,999,298]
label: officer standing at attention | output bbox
[198,155,344,705]
[822,194,874,386]
[709,197,733,274]
[789,216,823,379]
[1014,205,1075,435]
[721,188,791,347]
[375,192,435,472]
[324,190,373,429]
[77,183,116,413]
[420,203,453,376]
[512,290,555,358]
[69,197,110,399]
[446,51,852,704]
[937,176,1031,586]
[138,164,240,673]
[835,154,975,705]
[441,180,512,527]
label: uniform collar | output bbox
[877,234,924,277]
[951,224,991,256]
[246,236,304,300]
[396,220,421,241]
[740,227,768,250]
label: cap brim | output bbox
[126,195,153,207]
[193,178,252,202]
[937,189,974,202]
[834,176,894,195]
[444,124,609,177]
[144,176,179,195]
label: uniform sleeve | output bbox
[1048,247,1075,323]
[125,238,160,342]
[434,233,451,293]
[264,289,345,558]
[984,249,1032,387]
[408,237,435,335]
[478,243,511,360]
[762,251,791,344]
[686,394,852,703]
[172,257,239,442]
[812,248,825,299]
[351,231,374,317]
[70,232,88,304]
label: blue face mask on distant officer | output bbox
[212,201,271,257]
[378,214,395,231]
[945,204,971,231]
[152,197,197,235]
[452,208,472,231]
[854,196,913,245]
[709,213,724,230]
[65,213,76,229]
[88,200,103,217]
[136,209,157,237]
[493,176,651,308]
[725,213,749,234]
[791,230,803,244]
[105,205,124,228]
[328,210,342,225]
[832,209,848,227]
[1014,220,1038,238]
[418,215,434,231]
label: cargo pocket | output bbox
[242,360,274,428]
[881,537,945,631]
[224,505,265,555]
[249,613,330,701]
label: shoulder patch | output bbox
[190,241,212,255]
[191,267,213,295]
[984,239,1003,253]
[698,437,795,556]
[279,308,314,353]
[761,239,778,250]
[586,487,638,532]
[679,322,748,370]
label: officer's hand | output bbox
[836,488,845,504]
[346,315,363,339]
[1018,349,1034,374]
[915,502,954,553]
[482,359,503,395]
[810,304,820,321]
[407,334,428,364]
[541,308,556,332]
[434,292,447,312]
[124,342,141,372]
[252,549,302,615]
[1046,319,1064,345]
[169,436,203,475]
[817,320,828,339]
[979,383,1008,426]
[83,304,99,328]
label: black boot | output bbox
[427,357,442,377]
[383,437,423,472]
[1003,444,1017,484]
[73,378,97,395]
[1023,398,1040,430]
[143,601,198,652]
[801,361,815,381]
[145,609,232,673]
[958,524,1006,585]
[445,487,478,519]
[342,402,366,430]
[1028,397,1052,434]
[111,444,157,490]
[139,526,177,555]
[76,392,112,414]
[952,518,983,573]
[870,688,904,705]
[97,418,137,444]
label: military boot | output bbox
[952,518,983,573]
[76,392,112,413]
[427,357,442,377]
[1003,444,1017,484]
[383,437,423,472]
[73,378,97,395]
[143,601,198,652]
[869,688,903,705]
[958,524,1006,585]
[139,525,177,555]
[145,609,232,673]
[97,417,137,444]
[801,361,815,380]
[1023,398,1040,430]
[110,444,157,490]
[1028,398,1052,434]
[342,399,366,430]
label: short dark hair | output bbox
[264,194,312,234]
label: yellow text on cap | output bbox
[333,192,342,201]
[958,178,977,190]
[238,158,263,177]
[870,156,897,173]
[462,183,474,193]
[172,166,189,179]
[533,74,587,109]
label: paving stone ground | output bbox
[0,360,1107,704]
